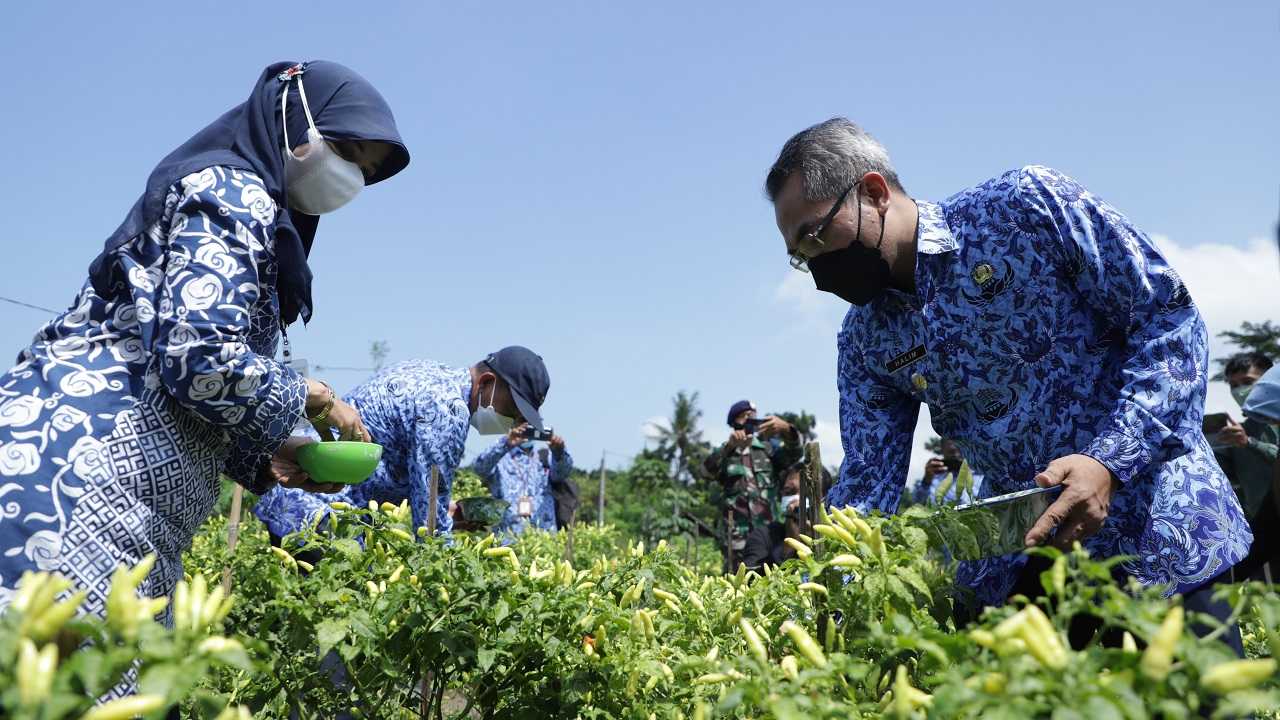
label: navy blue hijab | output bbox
[88,60,410,325]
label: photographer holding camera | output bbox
[702,400,802,573]
[912,438,985,506]
[473,423,572,535]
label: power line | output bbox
[0,295,57,314]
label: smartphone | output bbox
[1203,413,1233,450]
[1202,413,1230,435]
[932,485,1065,561]
[741,417,765,434]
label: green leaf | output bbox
[137,663,184,699]
[900,526,930,554]
[950,518,981,561]
[493,598,510,625]
[886,576,913,606]
[316,618,347,658]
[1081,695,1124,720]
[332,538,363,559]
[205,641,254,672]
[477,647,497,672]
[896,567,932,599]
[1213,689,1280,719]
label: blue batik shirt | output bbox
[473,441,571,534]
[254,360,472,537]
[830,166,1250,608]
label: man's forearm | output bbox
[1248,438,1279,463]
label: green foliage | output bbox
[923,436,944,455]
[370,340,391,371]
[774,410,818,442]
[0,563,251,719]
[1213,320,1280,380]
[648,390,712,485]
[179,502,1280,719]
[451,468,488,501]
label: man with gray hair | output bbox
[765,118,1249,652]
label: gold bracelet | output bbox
[308,381,336,424]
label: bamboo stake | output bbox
[427,465,440,536]
[221,482,244,595]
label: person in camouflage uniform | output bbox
[702,400,801,573]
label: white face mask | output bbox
[781,494,800,510]
[470,380,515,435]
[282,75,365,215]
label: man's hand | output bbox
[549,435,566,455]
[756,415,795,441]
[506,424,530,447]
[1024,454,1119,550]
[924,457,947,479]
[1220,417,1249,448]
[726,429,751,450]
[272,437,343,494]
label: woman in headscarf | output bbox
[0,60,410,619]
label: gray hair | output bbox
[764,118,904,202]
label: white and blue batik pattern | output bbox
[473,441,571,535]
[830,166,1250,607]
[0,166,307,619]
[253,360,472,538]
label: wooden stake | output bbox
[800,442,823,542]
[221,482,244,595]
[427,465,440,536]
[565,508,576,563]
[596,453,606,528]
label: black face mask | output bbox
[807,186,892,306]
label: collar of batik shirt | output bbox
[916,200,957,255]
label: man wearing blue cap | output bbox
[254,346,551,540]
[473,426,573,536]
[702,400,801,572]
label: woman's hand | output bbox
[305,379,369,442]
[270,436,342,494]
[320,397,369,442]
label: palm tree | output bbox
[370,340,391,371]
[646,391,706,485]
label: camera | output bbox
[521,426,555,442]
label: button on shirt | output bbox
[830,166,1250,608]
[473,441,570,535]
[254,360,472,537]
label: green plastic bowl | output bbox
[295,441,384,485]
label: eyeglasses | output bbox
[788,182,857,273]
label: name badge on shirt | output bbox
[886,345,926,373]
[517,496,533,518]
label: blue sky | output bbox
[1,1,1277,481]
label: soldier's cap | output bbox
[485,346,549,431]
[727,400,755,426]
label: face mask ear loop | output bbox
[854,183,865,248]
[296,75,319,136]
[281,80,291,152]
